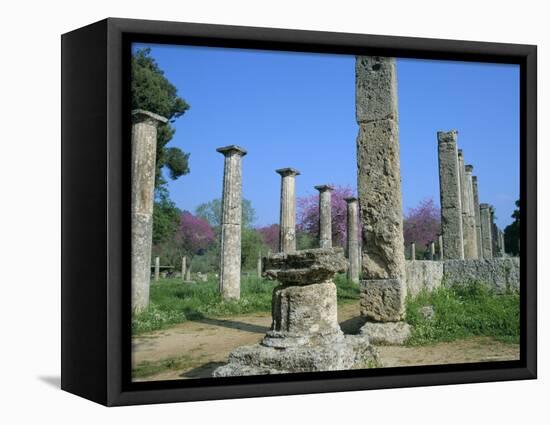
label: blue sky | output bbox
[134,44,519,229]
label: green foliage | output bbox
[504,199,520,256]
[195,198,257,228]
[131,48,190,189]
[334,273,361,303]
[296,231,317,250]
[406,282,520,346]
[152,191,181,245]
[241,228,269,271]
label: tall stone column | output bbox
[131,110,167,311]
[181,256,187,282]
[472,175,483,258]
[458,152,476,258]
[490,207,499,257]
[463,164,478,258]
[480,203,493,259]
[430,241,436,261]
[217,145,247,300]
[257,252,262,278]
[410,242,416,261]
[344,197,360,284]
[277,168,300,253]
[355,56,409,344]
[438,234,444,260]
[154,256,160,282]
[499,230,506,255]
[437,130,465,260]
[315,185,333,248]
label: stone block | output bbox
[360,278,406,322]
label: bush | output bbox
[406,282,520,345]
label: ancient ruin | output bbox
[480,203,494,259]
[472,175,483,258]
[315,185,333,248]
[213,248,379,376]
[344,197,360,284]
[277,168,300,253]
[217,145,247,300]
[131,109,168,311]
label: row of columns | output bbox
[437,130,505,261]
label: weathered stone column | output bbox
[217,145,247,300]
[472,175,483,259]
[499,230,506,255]
[463,163,478,258]
[480,203,494,259]
[438,234,444,260]
[315,185,333,248]
[430,241,436,261]
[154,256,160,282]
[131,110,167,312]
[257,252,262,278]
[437,130,465,260]
[410,242,416,261]
[490,207,500,257]
[181,256,187,282]
[355,56,409,344]
[277,168,300,253]
[344,197,360,283]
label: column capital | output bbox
[216,145,247,157]
[480,203,490,210]
[276,167,300,177]
[437,129,458,144]
[132,109,168,125]
[314,184,333,192]
[465,164,474,173]
[344,197,358,203]
[457,148,464,157]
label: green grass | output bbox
[405,282,520,346]
[133,273,360,335]
[133,354,196,379]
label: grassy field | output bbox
[406,282,520,345]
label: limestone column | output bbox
[458,152,476,258]
[490,207,499,257]
[438,234,444,260]
[257,252,262,278]
[472,175,483,258]
[430,242,436,261]
[131,110,167,311]
[181,256,187,282]
[499,230,506,255]
[410,242,416,261]
[217,145,247,300]
[480,203,493,259]
[437,130,465,260]
[356,56,408,335]
[276,168,300,253]
[344,197,360,284]
[154,256,160,282]
[464,165,478,258]
[315,185,333,248]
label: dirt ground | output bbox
[132,302,519,381]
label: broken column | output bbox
[410,242,416,261]
[490,207,500,257]
[154,256,160,282]
[181,256,186,282]
[458,151,476,259]
[438,234,444,260]
[315,185,333,248]
[277,168,300,253]
[430,241,436,261]
[472,175,483,259]
[499,230,506,256]
[131,110,167,311]
[463,164,478,258]
[257,252,262,278]
[217,145,247,300]
[355,56,410,344]
[437,130,465,260]
[480,203,494,259]
[344,197,360,284]
[213,248,379,377]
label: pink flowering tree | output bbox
[177,211,216,257]
[296,185,356,248]
[403,198,441,255]
[257,224,279,253]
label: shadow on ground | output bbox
[180,362,226,379]
[192,317,269,334]
[339,316,366,335]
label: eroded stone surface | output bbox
[443,257,519,293]
[405,260,444,297]
[480,203,493,259]
[360,321,411,345]
[360,279,406,322]
[344,197,360,284]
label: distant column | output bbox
[437,130,464,260]
[430,242,436,261]
[257,252,262,278]
[410,242,416,261]
[315,185,333,248]
[472,175,483,258]
[131,109,167,312]
[438,234,444,260]
[344,197,360,283]
[499,230,506,256]
[154,256,160,282]
[217,145,247,300]
[181,256,187,282]
[464,165,478,258]
[480,203,493,259]
[490,207,500,257]
[277,168,300,253]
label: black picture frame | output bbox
[61,17,537,406]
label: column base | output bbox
[359,321,411,345]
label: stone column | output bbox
[437,130,465,260]
[499,230,506,255]
[217,145,247,300]
[277,168,300,253]
[430,241,436,261]
[257,252,262,278]
[410,242,416,261]
[472,175,483,258]
[131,110,167,312]
[438,234,444,260]
[355,56,409,344]
[344,197,360,283]
[480,203,493,259]
[490,207,499,257]
[463,164,478,258]
[315,185,333,248]
[181,256,187,282]
[154,256,160,282]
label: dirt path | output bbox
[132,303,519,381]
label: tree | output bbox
[132,48,191,190]
[178,211,216,256]
[257,224,279,252]
[296,185,355,248]
[152,188,181,245]
[195,198,257,228]
[504,199,520,256]
[403,198,441,258]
